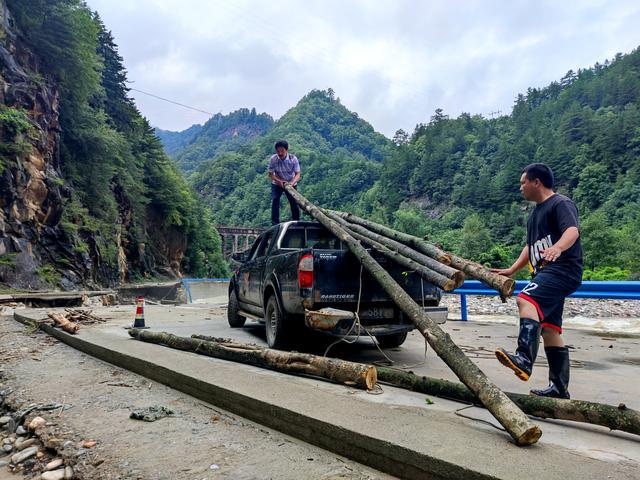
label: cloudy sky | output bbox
[86,0,640,137]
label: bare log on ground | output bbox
[377,367,640,436]
[128,329,377,390]
[323,209,464,289]
[286,185,540,446]
[47,311,79,334]
[330,210,514,297]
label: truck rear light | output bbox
[298,253,314,289]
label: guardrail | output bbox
[449,280,640,321]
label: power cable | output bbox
[128,87,214,116]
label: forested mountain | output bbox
[359,48,640,280]
[155,123,202,157]
[171,89,391,226]
[158,108,275,173]
[162,49,640,280]
[0,0,227,289]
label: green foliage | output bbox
[5,1,227,280]
[583,267,630,281]
[0,253,17,269]
[36,264,61,285]
[459,214,494,262]
[0,105,33,160]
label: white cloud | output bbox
[87,0,640,136]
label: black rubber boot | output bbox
[530,346,570,399]
[495,317,540,381]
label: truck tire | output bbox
[227,290,246,328]
[375,331,408,349]
[265,295,289,349]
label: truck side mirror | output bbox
[232,251,248,262]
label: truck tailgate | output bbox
[311,249,440,307]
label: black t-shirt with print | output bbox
[527,194,583,282]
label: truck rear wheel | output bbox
[265,295,289,349]
[375,332,408,349]
[227,290,246,328]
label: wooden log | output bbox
[128,329,377,390]
[338,221,458,291]
[324,209,464,288]
[377,367,640,436]
[47,311,79,334]
[330,210,514,297]
[286,185,541,445]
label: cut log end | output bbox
[515,425,542,446]
[365,366,378,390]
[452,271,465,289]
[503,278,516,297]
[443,279,458,292]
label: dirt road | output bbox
[0,314,394,480]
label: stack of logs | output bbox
[283,184,542,446]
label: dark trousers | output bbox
[271,184,300,225]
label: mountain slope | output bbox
[166,108,274,173]
[360,48,640,279]
[179,89,392,226]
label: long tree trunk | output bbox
[330,210,515,297]
[377,367,640,436]
[128,329,377,390]
[323,209,464,289]
[335,222,459,291]
[287,185,541,446]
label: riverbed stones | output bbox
[10,445,38,463]
[44,459,63,471]
[41,469,65,480]
[28,416,46,431]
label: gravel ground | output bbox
[440,296,640,318]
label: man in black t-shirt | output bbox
[491,163,583,399]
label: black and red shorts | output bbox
[516,269,581,333]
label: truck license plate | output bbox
[360,307,393,319]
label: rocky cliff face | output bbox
[0,1,67,288]
[0,2,184,289]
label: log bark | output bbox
[323,209,464,289]
[287,185,541,445]
[47,311,79,334]
[128,329,377,390]
[377,367,640,436]
[337,223,458,291]
[330,210,514,297]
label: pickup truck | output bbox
[228,221,447,349]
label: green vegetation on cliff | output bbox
[5,0,227,282]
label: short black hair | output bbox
[274,140,288,151]
[523,163,554,189]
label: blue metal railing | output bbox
[449,280,640,321]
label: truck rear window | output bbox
[281,227,342,250]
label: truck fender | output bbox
[263,272,285,316]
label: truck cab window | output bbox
[253,231,274,259]
[307,228,341,250]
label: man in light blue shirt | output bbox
[268,140,301,225]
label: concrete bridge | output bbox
[217,226,266,256]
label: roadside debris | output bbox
[128,330,378,390]
[47,312,79,334]
[129,405,174,422]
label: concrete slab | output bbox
[14,306,640,480]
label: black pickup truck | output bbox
[228,221,447,349]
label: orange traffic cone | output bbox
[132,296,149,329]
